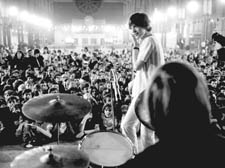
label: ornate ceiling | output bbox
[53,0,128,24]
[52,0,152,24]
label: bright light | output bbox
[71,25,82,32]
[178,8,186,19]
[152,9,165,23]
[29,14,39,25]
[186,1,199,14]
[103,25,115,32]
[8,6,19,16]
[167,6,177,18]
[121,24,128,30]
[220,0,225,4]
[65,37,74,43]
[19,11,52,29]
[41,19,53,29]
[87,25,95,32]
[63,26,70,32]
[210,19,214,23]
[19,10,30,21]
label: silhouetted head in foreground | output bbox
[136,61,212,143]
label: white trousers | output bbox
[121,95,157,154]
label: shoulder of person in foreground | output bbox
[119,143,160,168]
[120,134,225,168]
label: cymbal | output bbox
[22,93,92,122]
[0,152,12,163]
[10,145,90,168]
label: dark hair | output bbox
[7,95,20,103]
[217,48,225,61]
[15,50,25,59]
[44,46,48,50]
[102,103,111,112]
[68,87,80,94]
[212,32,225,46]
[136,62,212,139]
[3,85,14,93]
[26,73,36,81]
[22,89,32,95]
[81,83,90,91]
[48,87,58,93]
[129,13,152,32]
[0,98,6,106]
[34,48,40,55]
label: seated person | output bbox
[121,61,225,168]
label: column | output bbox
[0,18,3,45]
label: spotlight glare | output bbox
[8,6,18,16]
[220,0,225,4]
[186,1,199,14]
[167,6,177,18]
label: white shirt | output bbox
[132,35,165,98]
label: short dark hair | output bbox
[212,32,225,46]
[102,103,111,112]
[0,97,6,106]
[44,46,48,50]
[48,87,58,93]
[7,95,20,103]
[22,89,32,95]
[129,13,152,32]
[34,48,40,55]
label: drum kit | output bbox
[9,93,135,168]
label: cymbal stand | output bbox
[110,82,116,132]
[55,96,61,145]
[57,123,60,144]
[110,69,118,131]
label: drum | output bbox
[79,131,134,167]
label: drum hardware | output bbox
[79,131,135,168]
[22,93,91,122]
[19,92,135,167]
[10,144,90,168]
[0,152,12,163]
[22,93,92,144]
[110,69,121,131]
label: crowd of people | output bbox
[0,34,225,154]
[0,45,132,148]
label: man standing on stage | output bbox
[121,12,165,154]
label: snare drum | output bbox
[79,131,134,167]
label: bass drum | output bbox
[79,131,134,167]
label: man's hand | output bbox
[131,34,139,48]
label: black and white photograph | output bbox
[0,0,225,168]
